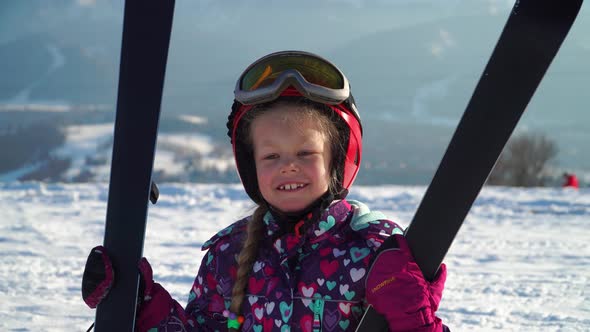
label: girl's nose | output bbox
[280,158,299,173]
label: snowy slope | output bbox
[0,182,588,331]
[0,118,234,183]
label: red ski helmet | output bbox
[227,51,363,204]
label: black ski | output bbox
[94,1,175,331]
[356,0,582,330]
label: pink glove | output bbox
[81,246,157,309]
[82,246,176,332]
[366,234,447,332]
[135,258,180,332]
[81,246,115,308]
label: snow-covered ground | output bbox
[0,182,588,331]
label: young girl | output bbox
[83,51,448,331]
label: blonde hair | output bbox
[229,205,267,316]
[228,99,347,326]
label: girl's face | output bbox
[251,107,332,213]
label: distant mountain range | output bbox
[2,1,589,184]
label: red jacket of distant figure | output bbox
[563,173,579,189]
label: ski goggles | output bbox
[234,51,352,106]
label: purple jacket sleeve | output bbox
[136,250,229,331]
[182,248,229,331]
[136,220,247,331]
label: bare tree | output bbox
[488,132,558,187]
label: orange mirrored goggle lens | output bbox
[240,54,345,91]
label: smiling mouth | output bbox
[277,183,307,191]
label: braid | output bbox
[229,205,268,322]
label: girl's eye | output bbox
[298,151,314,157]
[263,154,278,160]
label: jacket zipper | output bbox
[312,298,324,332]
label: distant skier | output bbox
[82,51,449,331]
[562,172,579,189]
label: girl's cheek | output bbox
[256,163,276,176]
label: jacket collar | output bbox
[264,199,353,258]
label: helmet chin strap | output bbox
[267,188,348,239]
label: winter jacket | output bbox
[563,174,579,189]
[139,199,409,331]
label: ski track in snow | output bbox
[8,44,67,104]
[0,183,588,331]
